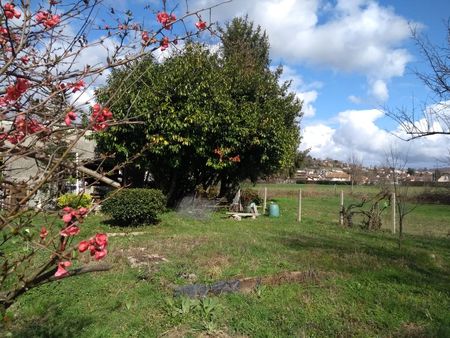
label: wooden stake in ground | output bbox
[263,187,267,214]
[297,189,302,222]
[339,190,344,226]
[392,192,396,234]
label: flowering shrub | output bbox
[0,0,220,312]
[57,193,93,209]
[102,189,167,225]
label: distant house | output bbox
[438,174,450,183]
[325,171,351,182]
[1,121,97,209]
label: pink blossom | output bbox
[142,31,149,43]
[36,11,60,28]
[78,207,88,215]
[54,261,71,278]
[95,233,108,248]
[40,227,48,240]
[60,225,80,237]
[62,213,73,223]
[157,12,176,30]
[94,248,107,260]
[78,240,89,253]
[4,3,21,20]
[195,21,207,30]
[69,80,85,93]
[160,37,170,51]
[64,111,77,126]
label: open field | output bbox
[251,183,450,237]
[3,188,450,337]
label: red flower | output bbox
[78,207,88,216]
[54,261,71,278]
[62,213,73,223]
[160,37,170,51]
[230,155,241,163]
[94,248,107,260]
[36,11,60,28]
[20,56,30,65]
[90,104,113,131]
[78,240,89,253]
[20,56,29,64]
[79,233,108,260]
[40,227,48,240]
[157,12,176,30]
[195,20,207,30]
[5,78,29,102]
[4,3,21,20]
[60,225,80,237]
[102,108,113,119]
[69,80,85,93]
[95,233,108,248]
[63,206,73,213]
[141,31,149,43]
[64,111,77,126]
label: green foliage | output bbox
[57,193,92,209]
[240,188,262,206]
[95,18,302,205]
[101,188,166,225]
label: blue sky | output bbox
[88,0,450,167]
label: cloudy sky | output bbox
[187,0,449,168]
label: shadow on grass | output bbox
[277,229,450,294]
[10,308,93,338]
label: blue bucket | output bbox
[269,203,279,217]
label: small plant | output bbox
[102,188,166,225]
[57,193,93,209]
[164,297,199,317]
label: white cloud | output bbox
[301,108,450,167]
[296,91,318,117]
[195,0,414,102]
[348,95,362,104]
[370,79,389,102]
[276,65,320,117]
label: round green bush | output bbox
[57,193,93,209]
[101,188,167,225]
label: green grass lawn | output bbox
[3,191,450,337]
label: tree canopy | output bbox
[96,18,302,205]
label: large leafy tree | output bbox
[96,18,302,205]
[217,17,302,195]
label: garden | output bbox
[3,184,450,337]
[1,1,449,337]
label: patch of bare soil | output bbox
[113,247,168,268]
[106,231,147,237]
[160,325,248,338]
[394,322,428,338]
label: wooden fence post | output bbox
[263,187,267,214]
[297,189,302,222]
[392,192,396,234]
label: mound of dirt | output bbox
[174,270,327,298]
